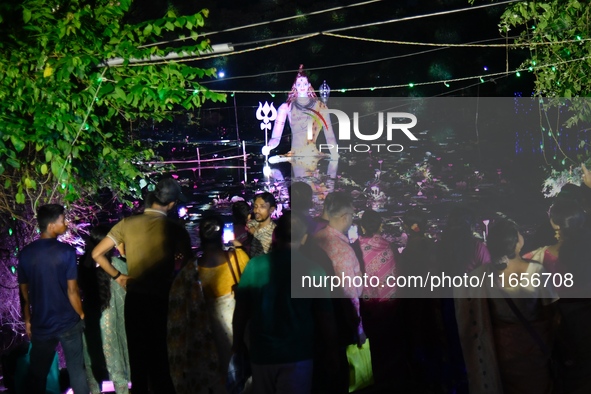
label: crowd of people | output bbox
[15,164,591,394]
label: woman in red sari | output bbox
[357,209,403,390]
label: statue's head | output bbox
[288,64,317,102]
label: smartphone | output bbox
[223,222,235,244]
[348,224,359,243]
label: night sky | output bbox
[133,0,534,99]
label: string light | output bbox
[205,55,591,95]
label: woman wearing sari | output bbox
[197,213,250,377]
[455,218,558,394]
[80,226,130,394]
[525,200,591,393]
[357,209,401,390]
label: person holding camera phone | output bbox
[197,212,250,380]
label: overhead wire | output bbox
[198,36,517,85]
[126,34,320,67]
[131,0,520,66]
[322,0,519,34]
[202,54,591,95]
[139,0,385,48]
[322,32,591,48]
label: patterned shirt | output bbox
[314,225,364,336]
[249,220,277,258]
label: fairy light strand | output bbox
[200,55,591,94]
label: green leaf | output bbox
[41,164,48,175]
[4,179,11,188]
[115,87,126,100]
[23,8,31,23]
[6,157,20,168]
[143,24,153,36]
[46,151,53,162]
[15,192,25,204]
[10,135,25,152]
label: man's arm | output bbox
[19,284,32,339]
[92,237,129,288]
[67,279,85,320]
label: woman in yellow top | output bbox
[198,213,249,374]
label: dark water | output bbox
[155,133,554,252]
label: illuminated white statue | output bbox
[262,65,338,177]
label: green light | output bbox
[528,67,533,71]
[408,83,414,88]
[562,159,566,165]
[231,92,235,97]
[553,155,557,160]
[540,144,544,150]
[532,61,536,66]
[480,77,485,83]
[193,90,198,95]
[444,82,450,87]
[84,124,89,130]
[531,25,536,29]
[516,71,521,77]
[548,131,552,136]
[61,183,66,189]
[270,93,275,97]
[340,89,346,93]
[577,35,582,40]
[8,228,13,236]
[10,266,16,274]
[370,87,375,91]
[552,66,556,71]
[97,77,103,82]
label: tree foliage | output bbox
[496,0,591,124]
[0,0,225,224]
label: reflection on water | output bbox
[170,137,551,251]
